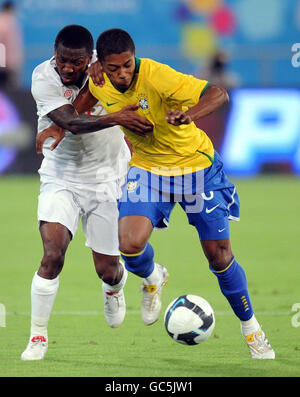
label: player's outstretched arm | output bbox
[36,83,97,154]
[166,83,229,126]
[36,102,153,153]
[46,80,153,136]
[47,101,153,135]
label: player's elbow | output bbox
[213,84,229,106]
[222,87,230,104]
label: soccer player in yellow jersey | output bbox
[88,55,215,176]
[38,28,275,359]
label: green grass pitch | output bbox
[0,175,300,377]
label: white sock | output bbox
[103,262,128,293]
[145,263,161,286]
[30,271,59,339]
[241,314,260,337]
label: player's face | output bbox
[55,43,92,86]
[101,51,136,92]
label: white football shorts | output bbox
[37,178,124,255]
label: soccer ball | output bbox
[164,294,215,345]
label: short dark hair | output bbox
[55,25,94,55]
[96,28,135,61]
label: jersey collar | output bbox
[135,57,141,73]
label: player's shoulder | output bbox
[140,57,167,70]
[140,57,175,77]
[32,57,59,85]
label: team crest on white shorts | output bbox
[127,180,137,192]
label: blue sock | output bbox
[120,242,154,278]
[210,257,254,321]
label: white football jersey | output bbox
[31,53,130,184]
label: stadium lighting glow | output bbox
[221,88,300,176]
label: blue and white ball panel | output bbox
[164,294,215,345]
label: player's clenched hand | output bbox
[166,110,192,126]
[86,60,105,87]
[116,103,153,137]
[36,125,65,154]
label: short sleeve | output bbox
[151,62,209,108]
[88,77,100,100]
[31,76,70,117]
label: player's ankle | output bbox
[145,263,162,286]
[241,315,260,336]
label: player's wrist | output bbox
[101,113,118,127]
[110,110,125,127]
[184,111,194,123]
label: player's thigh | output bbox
[180,187,238,241]
[119,166,175,231]
[82,201,120,256]
[40,221,72,257]
[118,197,174,252]
[180,189,235,269]
[38,181,81,239]
[119,197,175,233]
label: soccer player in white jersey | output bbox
[21,25,153,361]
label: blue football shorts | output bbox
[118,151,240,241]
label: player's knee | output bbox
[40,249,65,277]
[95,258,120,285]
[99,268,119,285]
[119,231,148,255]
[205,246,233,272]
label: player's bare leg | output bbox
[92,251,127,328]
[21,222,71,361]
[119,215,169,325]
[201,239,275,359]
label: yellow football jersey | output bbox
[89,57,214,176]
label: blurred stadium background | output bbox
[1,0,300,379]
[0,0,300,176]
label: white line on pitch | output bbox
[6,310,291,316]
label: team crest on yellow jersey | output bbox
[137,93,150,115]
[126,180,137,192]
